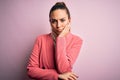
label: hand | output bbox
[58,72,78,80]
[58,23,70,37]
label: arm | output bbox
[55,36,83,73]
[27,37,58,80]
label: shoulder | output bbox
[35,33,51,41]
[36,33,50,39]
[71,33,83,42]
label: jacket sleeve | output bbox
[27,37,58,80]
[55,36,83,73]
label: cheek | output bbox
[51,24,56,29]
[63,21,69,27]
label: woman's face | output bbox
[50,9,71,34]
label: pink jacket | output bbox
[27,32,83,80]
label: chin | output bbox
[56,31,62,34]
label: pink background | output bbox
[0,0,120,80]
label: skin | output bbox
[49,9,78,80]
[50,9,70,37]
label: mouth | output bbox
[57,28,63,31]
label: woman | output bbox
[27,2,83,80]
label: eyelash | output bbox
[61,19,65,22]
[51,20,56,23]
[51,19,65,24]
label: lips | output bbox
[57,28,63,31]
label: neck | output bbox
[52,31,59,38]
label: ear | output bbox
[68,18,71,23]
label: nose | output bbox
[57,21,61,28]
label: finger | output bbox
[68,76,74,80]
[69,73,78,80]
[64,23,70,29]
[72,73,79,78]
[66,23,71,31]
[69,74,77,80]
[59,23,70,37]
[60,27,69,35]
[65,72,77,80]
[63,25,70,33]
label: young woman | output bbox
[27,2,83,80]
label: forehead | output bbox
[50,9,68,19]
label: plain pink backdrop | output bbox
[0,0,120,80]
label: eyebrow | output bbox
[50,17,66,20]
